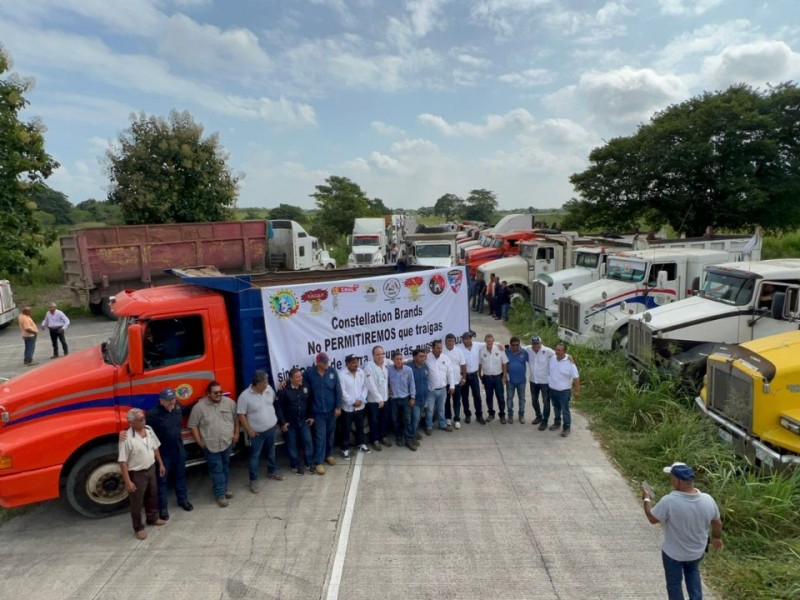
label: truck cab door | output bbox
[536,246,556,275]
[747,283,800,341]
[647,262,679,306]
[295,230,312,270]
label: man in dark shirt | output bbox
[303,353,344,475]
[277,368,315,475]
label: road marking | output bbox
[325,450,363,600]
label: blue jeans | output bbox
[23,336,36,363]
[405,402,421,440]
[367,402,390,442]
[506,381,526,418]
[248,427,277,481]
[549,388,571,429]
[501,303,510,321]
[662,551,703,600]
[481,374,505,417]
[285,421,314,469]
[444,385,463,422]
[203,444,232,500]
[313,411,337,465]
[529,382,550,422]
[157,447,188,512]
[341,409,366,450]
[461,372,481,418]
[474,293,485,312]
[426,388,447,429]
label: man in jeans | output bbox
[547,343,579,437]
[425,340,455,434]
[237,369,283,494]
[188,381,239,507]
[304,352,344,475]
[407,348,429,447]
[525,336,555,429]
[443,333,466,429]
[364,346,392,451]
[387,350,416,450]
[18,306,38,366]
[277,368,315,475]
[457,331,483,424]
[504,336,528,423]
[644,462,723,600]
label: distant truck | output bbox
[0,280,19,330]
[627,258,800,387]
[557,240,760,351]
[458,214,536,261]
[696,330,800,471]
[348,217,388,267]
[60,219,332,319]
[463,229,542,276]
[405,232,459,267]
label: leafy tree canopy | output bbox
[0,48,59,275]
[73,198,124,225]
[311,176,371,243]
[567,83,800,235]
[105,110,239,224]
[268,203,307,223]
[462,188,498,223]
[433,193,464,220]
[31,185,72,226]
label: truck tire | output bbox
[101,297,117,321]
[509,285,530,306]
[612,326,629,351]
[65,444,129,518]
[89,302,103,316]
[0,321,10,330]
[325,263,335,270]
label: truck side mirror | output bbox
[656,270,668,288]
[771,292,787,320]
[128,322,144,376]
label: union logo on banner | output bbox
[269,289,300,318]
[447,269,463,293]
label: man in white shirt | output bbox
[364,345,392,451]
[339,354,370,458]
[457,331,483,424]
[525,335,555,431]
[443,333,467,430]
[478,334,508,423]
[425,339,455,434]
[118,408,166,540]
[548,342,580,437]
[41,302,70,358]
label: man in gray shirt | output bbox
[643,462,723,600]
[237,369,283,495]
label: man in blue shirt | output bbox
[388,350,416,450]
[303,352,343,475]
[407,348,429,448]
[505,336,529,423]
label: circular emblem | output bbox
[383,278,401,299]
[428,274,446,295]
[175,384,193,400]
[269,289,300,318]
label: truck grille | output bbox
[532,281,546,311]
[707,362,753,431]
[558,298,580,332]
[355,252,373,264]
[627,319,652,364]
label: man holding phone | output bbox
[643,462,723,600]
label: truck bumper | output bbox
[694,396,800,470]
[0,464,62,508]
[558,327,612,350]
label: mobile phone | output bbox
[642,480,655,499]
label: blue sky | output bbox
[1,0,798,210]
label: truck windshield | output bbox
[416,244,451,258]
[701,271,755,306]
[490,238,503,249]
[519,245,536,259]
[108,317,132,365]
[607,258,646,282]
[353,235,380,246]
[575,252,600,269]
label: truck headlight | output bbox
[0,405,8,423]
[0,455,12,470]
[779,416,800,435]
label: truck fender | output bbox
[63,438,128,519]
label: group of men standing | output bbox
[18,302,70,366]
[470,272,511,321]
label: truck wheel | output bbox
[325,263,335,270]
[509,286,529,306]
[101,297,117,321]
[0,322,10,330]
[65,444,129,518]
[612,326,629,351]
[89,302,103,316]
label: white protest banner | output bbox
[262,267,469,384]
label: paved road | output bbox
[0,311,707,599]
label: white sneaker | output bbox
[341,449,350,459]
[359,444,371,453]
[446,419,452,427]
[454,421,461,430]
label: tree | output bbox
[568,83,800,235]
[105,110,239,224]
[31,185,73,226]
[268,203,307,223]
[311,176,371,243]
[367,197,390,215]
[462,189,498,223]
[73,198,124,225]
[0,49,59,275]
[433,193,464,220]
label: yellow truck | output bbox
[696,330,800,471]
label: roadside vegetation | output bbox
[507,303,800,600]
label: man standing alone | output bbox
[18,306,38,366]
[237,369,283,494]
[41,302,70,358]
[644,462,723,600]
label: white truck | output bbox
[268,219,336,270]
[348,217,388,267]
[557,240,761,351]
[627,258,800,387]
[0,280,19,330]
[405,232,459,267]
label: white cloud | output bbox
[371,121,406,136]
[657,19,755,71]
[173,0,212,7]
[498,68,553,87]
[407,0,449,37]
[390,138,439,154]
[418,108,535,137]
[29,93,135,126]
[659,0,723,16]
[369,151,410,174]
[702,40,800,87]
[456,53,492,68]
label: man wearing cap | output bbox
[443,333,466,429]
[338,354,370,458]
[478,334,508,423]
[277,368,315,475]
[548,342,579,437]
[237,369,283,494]
[304,352,344,475]
[457,331,483,424]
[644,462,723,600]
[525,336,555,429]
[387,350,416,450]
[364,345,392,451]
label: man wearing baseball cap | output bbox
[643,462,723,600]
[304,352,344,475]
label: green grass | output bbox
[507,303,800,600]
[762,232,800,259]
